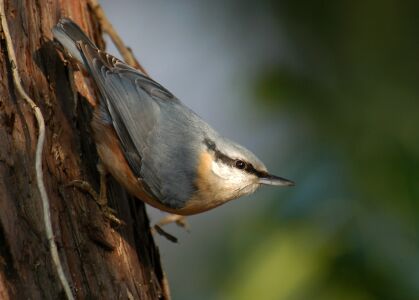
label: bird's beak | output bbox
[259,173,295,186]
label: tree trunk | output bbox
[0,1,168,299]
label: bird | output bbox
[52,18,294,217]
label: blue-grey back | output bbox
[77,43,214,208]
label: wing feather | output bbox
[78,43,178,200]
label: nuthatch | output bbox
[53,18,294,216]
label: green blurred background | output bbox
[102,0,419,299]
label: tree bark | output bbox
[0,1,168,299]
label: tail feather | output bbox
[52,18,97,65]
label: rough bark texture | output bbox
[0,1,168,299]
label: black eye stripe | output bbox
[203,138,266,177]
[245,163,268,178]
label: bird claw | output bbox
[65,164,124,227]
[155,214,189,231]
[65,179,99,200]
[151,214,189,243]
[175,217,189,231]
[101,205,125,227]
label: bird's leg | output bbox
[65,179,99,200]
[155,214,189,230]
[151,214,189,243]
[95,163,125,226]
[66,163,124,226]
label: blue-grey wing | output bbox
[79,44,199,208]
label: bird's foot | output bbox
[100,205,125,227]
[66,179,124,226]
[151,214,189,243]
[155,214,189,231]
[65,164,125,226]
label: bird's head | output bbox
[194,138,294,205]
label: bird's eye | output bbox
[235,160,246,169]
